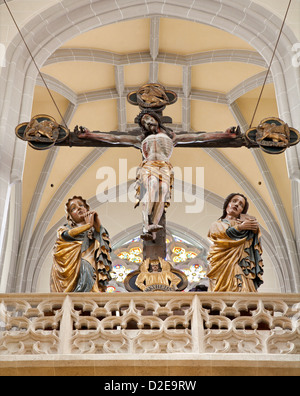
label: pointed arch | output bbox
[1,0,299,292]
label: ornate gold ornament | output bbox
[246,117,300,154]
[124,257,188,292]
[127,83,177,110]
[15,114,69,150]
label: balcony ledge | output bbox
[0,292,299,376]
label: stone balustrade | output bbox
[0,292,299,375]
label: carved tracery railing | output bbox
[0,293,299,356]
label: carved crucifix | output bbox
[15,83,300,261]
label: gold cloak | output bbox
[51,226,112,293]
[206,219,263,292]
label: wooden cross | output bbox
[15,83,300,262]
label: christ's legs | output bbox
[140,175,166,239]
[141,175,159,233]
[151,180,168,228]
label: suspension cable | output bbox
[3,0,68,129]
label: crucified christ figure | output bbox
[75,110,240,241]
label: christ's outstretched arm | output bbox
[173,126,240,145]
[75,126,142,146]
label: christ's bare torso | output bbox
[141,133,174,161]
